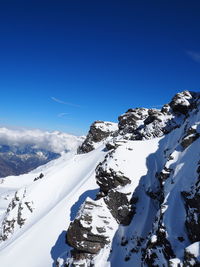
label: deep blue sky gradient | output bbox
[0,0,200,135]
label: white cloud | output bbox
[51,97,81,107]
[57,113,69,118]
[186,50,200,63]
[0,127,84,154]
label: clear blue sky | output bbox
[0,0,200,135]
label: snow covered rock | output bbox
[184,242,200,266]
[78,121,118,153]
[118,91,200,142]
[0,188,34,241]
[118,107,149,135]
[66,197,117,263]
[95,151,131,194]
[181,126,200,149]
[169,90,198,115]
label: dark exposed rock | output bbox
[144,109,163,125]
[181,127,200,149]
[96,164,131,194]
[117,91,200,142]
[66,198,116,254]
[178,236,185,242]
[118,108,149,134]
[169,91,199,115]
[156,167,173,184]
[118,105,180,141]
[182,188,200,243]
[78,121,118,153]
[144,226,175,266]
[104,190,134,225]
[183,245,200,267]
[34,173,44,181]
[67,219,106,254]
[146,189,162,201]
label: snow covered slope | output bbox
[0,90,199,267]
[0,146,106,267]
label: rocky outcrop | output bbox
[169,90,199,115]
[118,107,149,135]
[181,126,200,149]
[0,189,34,241]
[182,163,200,243]
[66,140,139,266]
[118,91,200,141]
[104,189,135,225]
[144,226,175,266]
[78,121,118,153]
[95,153,131,194]
[66,197,117,263]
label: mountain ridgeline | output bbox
[0,145,60,178]
[0,90,199,267]
[64,90,200,266]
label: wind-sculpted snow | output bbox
[0,91,199,267]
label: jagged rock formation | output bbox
[0,189,34,241]
[78,121,118,153]
[67,198,117,256]
[60,91,200,266]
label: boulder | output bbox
[96,161,131,194]
[66,198,117,254]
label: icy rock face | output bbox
[78,121,118,153]
[0,189,34,241]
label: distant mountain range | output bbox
[0,129,84,177]
[0,144,60,177]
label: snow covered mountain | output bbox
[0,128,83,177]
[0,90,199,267]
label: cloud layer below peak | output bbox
[0,127,84,154]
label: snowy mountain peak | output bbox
[0,90,200,267]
